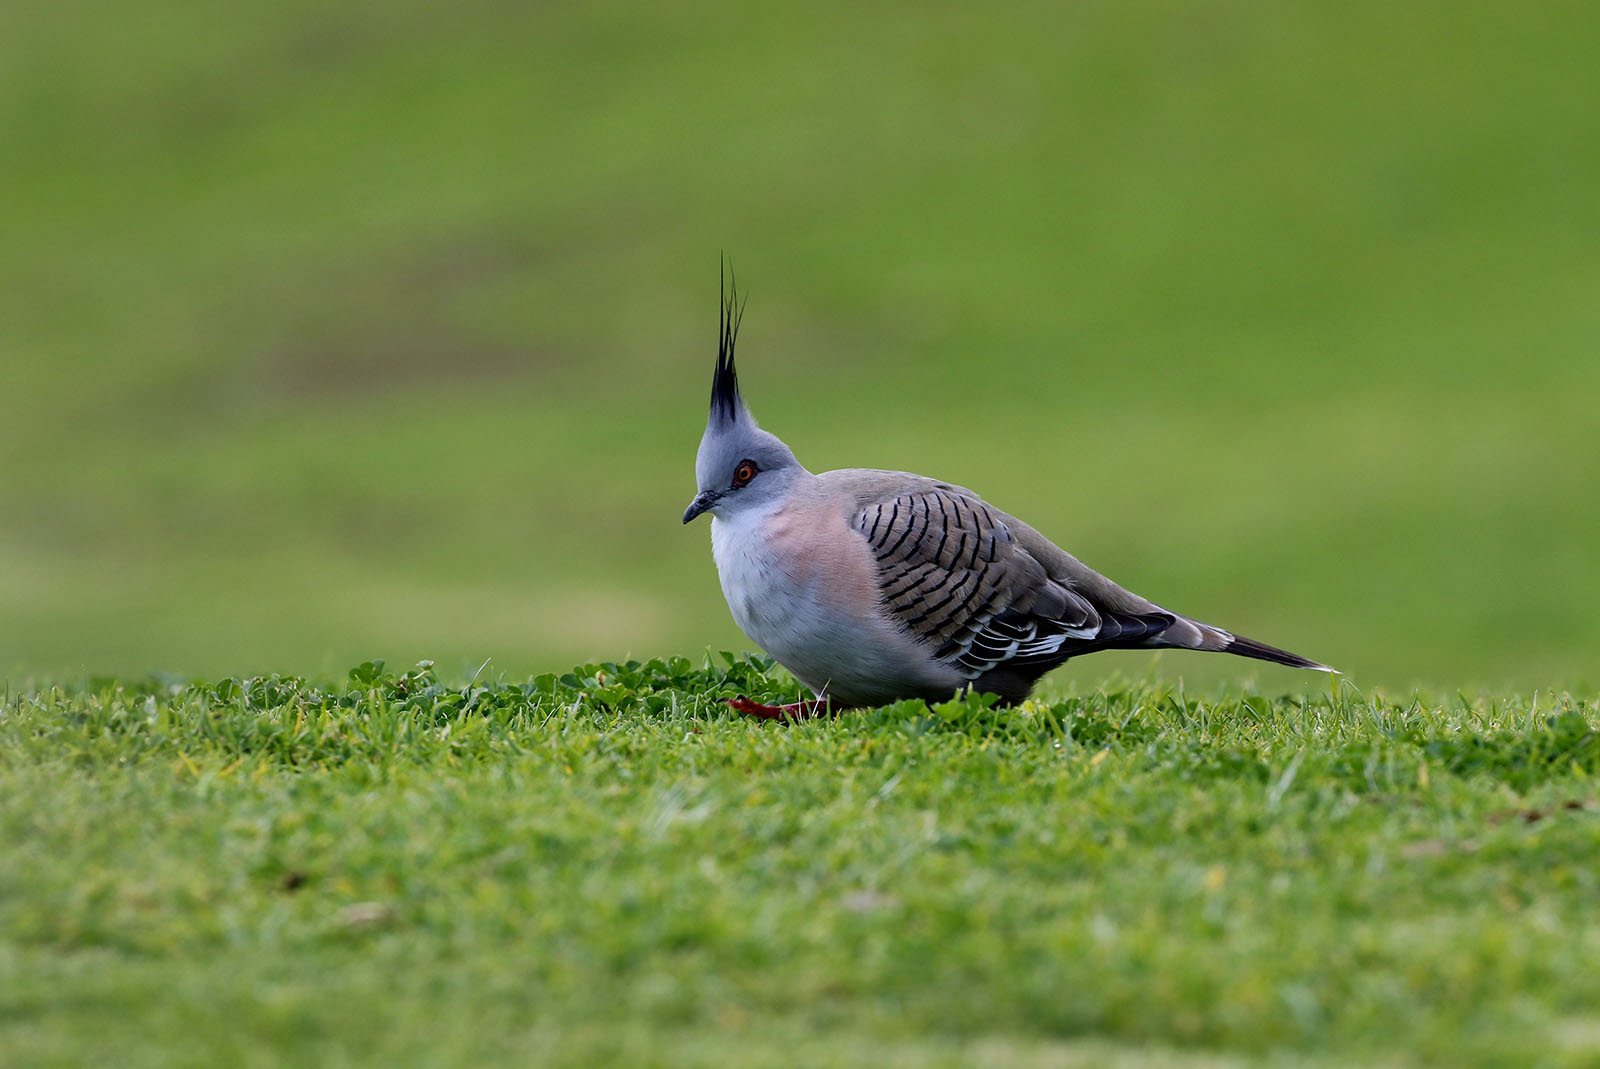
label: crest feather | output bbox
[711,256,746,424]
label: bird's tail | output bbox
[1219,633,1335,672]
[1158,616,1335,673]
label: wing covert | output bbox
[852,487,1125,680]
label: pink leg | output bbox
[726,695,834,721]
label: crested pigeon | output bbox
[683,272,1333,718]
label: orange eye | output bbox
[732,460,758,488]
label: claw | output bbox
[727,695,833,721]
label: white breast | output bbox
[709,501,813,654]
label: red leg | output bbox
[727,695,834,721]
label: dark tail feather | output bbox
[1223,634,1336,673]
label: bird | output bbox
[683,269,1334,719]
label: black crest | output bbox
[711,256,746,424]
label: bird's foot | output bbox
[727,695,833,721]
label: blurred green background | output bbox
[3,0,1596,690]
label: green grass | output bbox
[5,662,1599,1065]
[4,0,1600,687]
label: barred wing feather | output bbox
[852,488,1171,680]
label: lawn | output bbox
[4,660,1597,1065]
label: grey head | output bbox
[682,266,805,524]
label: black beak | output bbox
[682,490,721,524]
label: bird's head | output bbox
[683,264,802,524]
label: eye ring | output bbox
[731,459,758,488]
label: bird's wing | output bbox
[851,486,1174,679]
